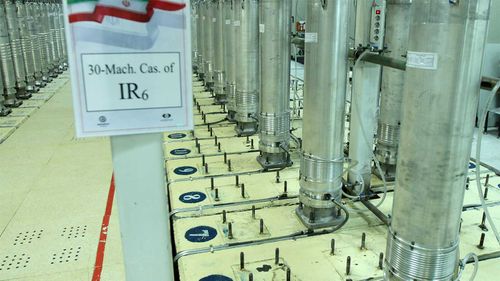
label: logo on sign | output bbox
[185,226,217,243]
[170,148,191,156]
[179,192,206,204]
[174,166,197,175]
[99,116,107,123]
[168,133,187,139]
[199,275,233,281]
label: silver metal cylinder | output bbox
[203,0,215,88]
[234,0,259,136]
[0,63,11,115]
[4,0,30,99]
[224,0,237,120]
[347,0,382,190]
[296,0,350,229]
[385,1,491,280]
[0,0,21,107]
[375,0,411,179]
[257,0,292,169]
[36,1,54,80]
[51,1,64,71]
[213,0,226,103]
[196,0,205,78]
[26,0,45,86]
[191,1,198,72]
[43,1,58,77]
[16,0,38,93]
[57,1,67,67]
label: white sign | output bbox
[63,0,193,137]
[407,51,439,70]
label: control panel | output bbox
[369,0,386,51]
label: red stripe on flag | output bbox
[69,0,186,23]
[91,175,116,281]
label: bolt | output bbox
[466,177,470,190]
[246,136,250,143]
[378,253,384,270]
[210,178,215,190]
[236,175,239,186]
[214,188,220,202]
[228,159,232,172]
[222,210,227,223]
[276,171,280,183]
[361,233,366,250]
[228,222,233,239]
[252,205,256,219]
[204,163,209,174]
[218,142,221,152]
[250,139,254,149]
[214,136,218,146]
[485,174,490,186]
[195,138,199,147]
[224,152,227,163]
[241,184,246,198]
[209,127,213,136]
[346,256,351,275]
[197,143,201,154]
[275,248,279,265]
[479,212,488,231]
[248,273,253,281]
[330,239,335,255]
[286,267,291,281]
[283,181,288,196]
[477,233,485,249]
[240,252,245,270]
[484,186,489,200]
[260,219,264,234]
[202,155,206,166]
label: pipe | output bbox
[384,0,491,280]
[25,0,45,87]
[295,0,350,229]
[256,0,292,169]
[347,0,383,191]
[361,199,390,226]
[224,0,237,121]
[213,0,226,104]
[4,0,30,99]
[203,0,215,89]
[374,0,411,180]
[0,0,22,108]
[234,0,259,136]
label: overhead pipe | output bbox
[256,0,292,169]
[234,0,259,136]
[374,0,411,180]
[296,0,350,229]
[224,0,237,121]
[384,0,492,280]
[213,0,226,104]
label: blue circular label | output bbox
[468,162,476,169]
[174,166,197,175]
[168,133,187,139]
[179,192,207,203]
[170,148,191,156]
[199,275,233,281]
[185,226,217,243]
[497,184,500,189]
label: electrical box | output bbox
[369,0,386,50]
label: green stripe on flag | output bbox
[66,0,98,5]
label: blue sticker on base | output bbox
[174,166,197,175]
[168,133,187,139]
[185,226,217,243]
[199,275,233,281]
[469,162,476,169]
[170,148,191,156]
[179,192,207,203]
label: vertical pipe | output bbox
[42,0,57,77]
[203,0,215,89]
[374,0,411,180]
[35,1,52,83]
[191,0,199,72]
[0,63,10,116]
[384,0,491,280]
[196,0,205,79]
[224,0,237,120]
[213,0,226,103]
[16,0,38,93]
[4,0,30,99]
[26,0,45,87]
[348,1,382,191]
[0,0,22,107]
[58,0,68,69]
[234,0,259,136]
[296,0,350,229]
[257,0,292,169]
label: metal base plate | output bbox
[16,88,32,100]
[4,98,23,108]
[257,152,293,170]
[295,206,346,230]
[235,122,258,137]
[0,107,12,117]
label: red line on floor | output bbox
[92,174,116,281]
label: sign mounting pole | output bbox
[62,1,193,279]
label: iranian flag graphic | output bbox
[67,0,186,23]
